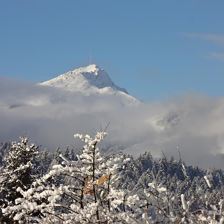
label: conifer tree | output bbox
[0,137,38,223]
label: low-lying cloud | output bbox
[1,77,224,169]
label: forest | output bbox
[0,132,224,223]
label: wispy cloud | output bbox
[184,33,224,62]
[210,52,224,61]
[185,33,224,46]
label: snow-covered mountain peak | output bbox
[72,64,100,75]
[40,64,128,94]
[39,64,139,105]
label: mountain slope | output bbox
[40,64,139,105]
[41,64,126,93]
[40,64,139,104]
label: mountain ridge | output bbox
[40,64,139,105]
[41,64,128,93]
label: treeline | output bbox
[0,134,224,223]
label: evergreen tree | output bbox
[0,137,38,223]
[2,132,142,223]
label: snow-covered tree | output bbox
[2,133,224,223]
[2,132,145,223]
[0,137,39,223]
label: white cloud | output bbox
[185,33,224,46]
[1,77,224,168]
[210,52,224,61]
[184,32,224,63]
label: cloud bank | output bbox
[1,77,224,168]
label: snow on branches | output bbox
[1,132,142,223]
[0,137,39,223]
[1,133,224,223]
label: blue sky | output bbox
[1,0,224,101]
